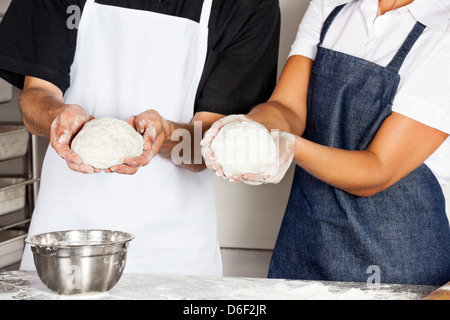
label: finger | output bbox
[242,173,267,182]
[200,146,209,158]
[201,127,220,147]
[109,164,140,175]
[229,174,264,185]
[231,174,244,181]
[125,116,137,130]
[50,120,62,149]
[212,168,224,178]
[124,150,154,167]
[204,159,220,173]
[58,109,87,138]
[263,162,280,177]
[201,146,216,162]
[56,129,72,145]
[149,133,164,157]
[143,126,157,151]
[55,144,83,164]
[241,180,263,186]
[67,160,96,175]
[136,117,152,135]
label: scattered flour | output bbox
[0,272,429,300]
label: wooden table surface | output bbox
[423,282,450,300]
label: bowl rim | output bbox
[24,229,135,248]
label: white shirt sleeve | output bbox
[290,0,450,135]
[289,0,353,60]
[392,32,450,134]
[288,0,325,60]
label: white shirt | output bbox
[290,0,450,189]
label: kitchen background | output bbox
[1,0,449,277]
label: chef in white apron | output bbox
[19,0,221,276]
[0,0,280,276]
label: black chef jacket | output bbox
[0,0,280,115]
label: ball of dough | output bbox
[71,118,144,169]
[211,121,277,178]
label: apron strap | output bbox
[386,21,426,73]
[318,3,347,46]
[200,0,214,27]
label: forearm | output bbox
[19,80,68,137]
[247,101,305,136]
[160,113,225,172]
[293,112,450,197]
[158,121,203,172]
[294,136,388,197]
[245,56,312,136]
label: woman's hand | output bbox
[201,115,295,185]
[50,104,100,174]
[201,114,249,180]
[228,131,295,185]
[240,131,295,185]
[106,110,167,175]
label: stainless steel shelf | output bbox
[0,122,39,269]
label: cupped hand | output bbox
[201,115,295,185]
[50,104,100,174]
[105,110,167,175]
[201,114,250,180]
[234,131,296,185]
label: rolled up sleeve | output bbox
[195,0,281,116]
[288,0,325,60]
[0,0,83,93]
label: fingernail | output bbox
[146,126,156,140]
[138,121,145,134]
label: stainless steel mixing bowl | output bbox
[25,230,134,295]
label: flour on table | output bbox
[71,118,144,169]
[211,121,277,178]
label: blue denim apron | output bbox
[269,5,450,286]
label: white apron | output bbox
[21,0,222,276]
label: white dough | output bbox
[211,121,277,178]
[71,118,144,169]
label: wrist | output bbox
[293,135,305,165]
[162,118,175,143]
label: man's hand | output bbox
[50,104,100,174]
[105,110,167,175]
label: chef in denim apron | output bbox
[202,0,450,286]
[267,3,450,285]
